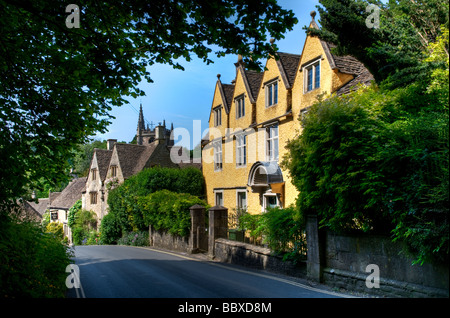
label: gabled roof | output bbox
[114,143,158,179]
[307,13,374,95]
[275,52,301,89]
[92,148,113,181]
[27,198,49,216]
[49,192,61,206]
[49,177,86,210]
[234,61,264,104]
[216,76,235,114]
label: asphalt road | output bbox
[66,245,345,298]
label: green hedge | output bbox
[138,189,208,237]
[107,166,205,234]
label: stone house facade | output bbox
[47,177,86,242]
[82,107,181,225]
[201,12,374,223]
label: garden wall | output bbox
[321,231,449,297]
[149,225,192,253]
[214,238,306,278]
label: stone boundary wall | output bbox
[214,238,305,278]
[322,231,449,298]
[149,226,191,253]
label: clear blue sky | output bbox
[96,0,321,148]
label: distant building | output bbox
[47,177,86,242]
[82,105,182,225]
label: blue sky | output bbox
[96,0,321,148]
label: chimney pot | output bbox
[107,139,117,150]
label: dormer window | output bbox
[265,79,278,107]
[303,59,321,92]
[213,106,222,127]
[235,96,245,119]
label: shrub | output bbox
[107,167,205,233]
[0,215,72,297]
[46,222,64,240]
[138,189,208,237]
[239,207,306,264]
[117,231,149,246]
[71,209,97,245]
[100,213,122,244]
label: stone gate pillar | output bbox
[208,205,228,258]
[306,214,323,282]
[190,204,207,253]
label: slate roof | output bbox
[244,69,264,102]
[308,18,374,95]
[94,148,113,181]
[48,191,61,205]
[114,143,158,179]
[333,54,375,95]
[49,177,86,210]
[27,198,49,217]
[222,83,235,113]
[276,52,301,88]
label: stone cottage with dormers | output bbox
[82,106,180,225]
[201,12,374,223]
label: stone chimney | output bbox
[107,139,117,150]
[155,125,165,144]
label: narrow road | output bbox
[66,245,345,298]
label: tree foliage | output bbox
[0,216,72,297]
[282,27,449,264]
[309,0,449,86]
[238,207,306,264]
[0,0,297,212]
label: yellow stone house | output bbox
[201,12,373,225]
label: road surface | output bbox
[66,245,345,298]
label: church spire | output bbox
[137,103,145,131]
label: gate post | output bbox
[306,214,323,282]
[190,204,207,253]
[208,205,228,258]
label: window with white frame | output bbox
[236,133,247,167]
[213,106,222,127]
[266,124,279,161]
[215,191,223,206]
[236,190,247,210]
[213,140,223,171]
[263,194,279,211]
[235,96,245,119]
[304,60,320,92]
[265,79,278,107]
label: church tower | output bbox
[136,104,174,146]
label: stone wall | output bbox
[214,238,305,278]
[149,226,191,253]
[322,231,449,297]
